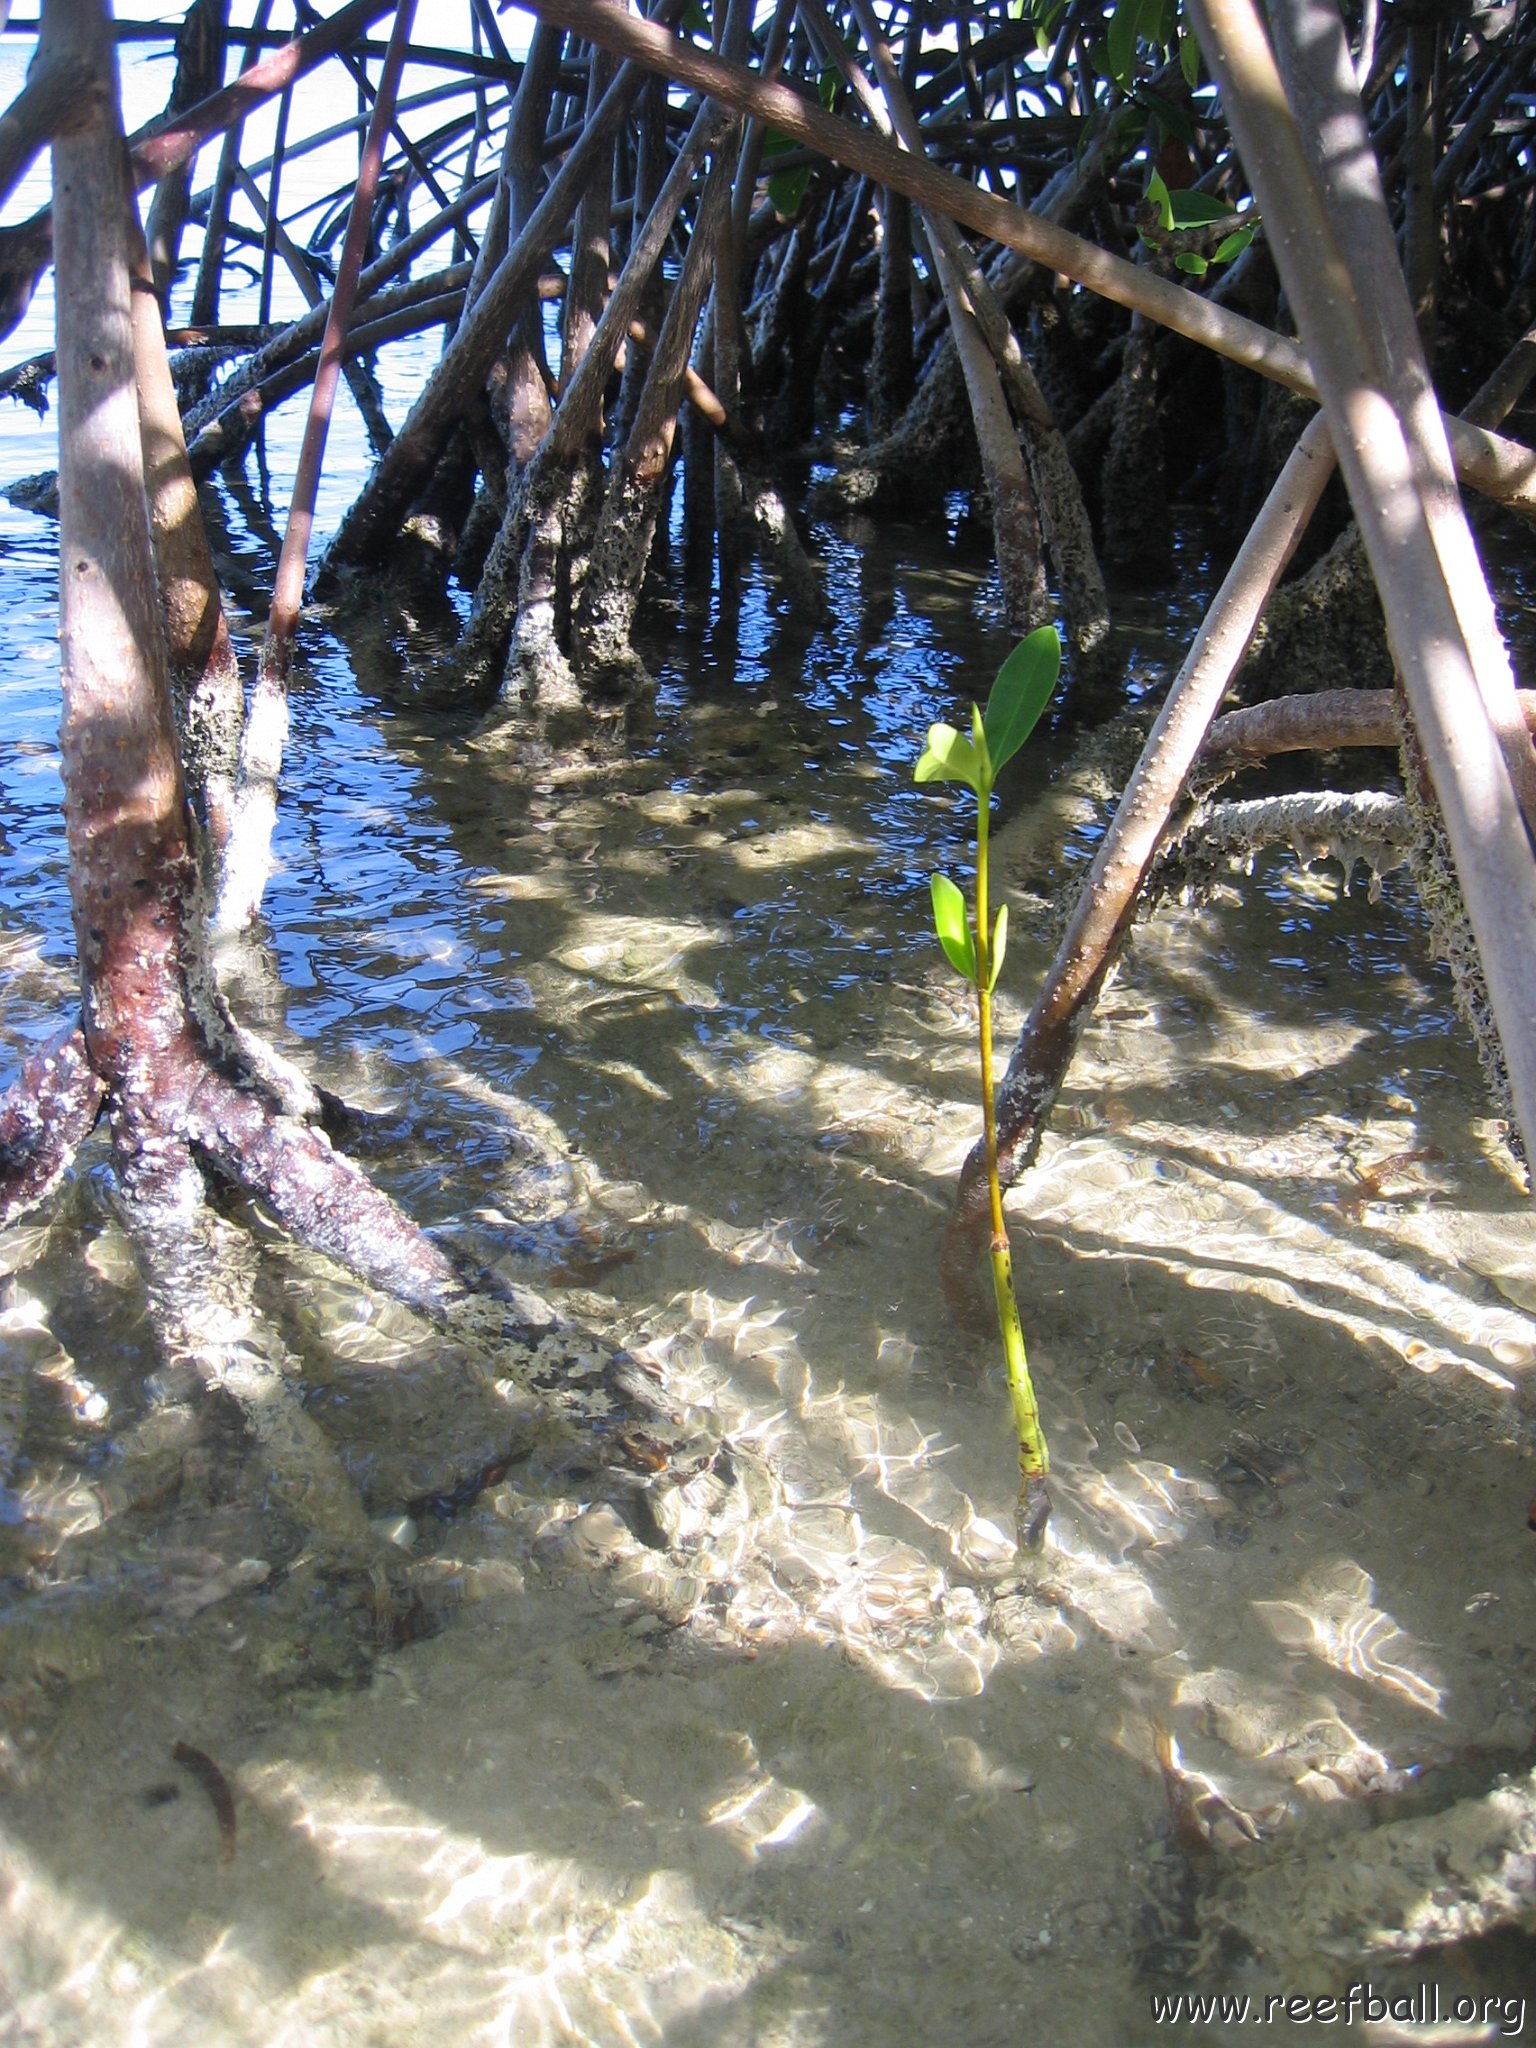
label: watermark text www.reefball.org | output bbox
[1148,1981,1527,2034]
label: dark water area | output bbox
[2,28,1536,2048]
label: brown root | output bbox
[0,1027,107,1232]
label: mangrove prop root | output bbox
[1153,790,1415,903]
[0,1025,106,1230]
[1193,0,1536,1156]
[125,1139,386,1560]
[1199,689,1536,777]
[514,0,1536,520]
[19,0,473,1344]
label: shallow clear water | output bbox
[3,31,1536,2048]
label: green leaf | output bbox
[987,903,1009,992]
[1213,224,1256,263]
[1108,100,1146,154]
[1110,0,1169,88]
[981,625,1062,776]
[930,874,977,984]
[763,131,812,216]
[915,722,984,793]
[767,165,811,218]
[1179,27,1201,87]
[1135,86,1195,143]
[970,701,993,785]
[1146,167,1174,232]
[1166,189,1240,228]
[1106,0,1139,89]
[681,0,710,33]
[818,64,841,110]
[1175,250,1209,275]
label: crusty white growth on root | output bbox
[1157,791,1415,906]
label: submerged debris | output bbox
[1201,1767,1536,1969]
[172,1738,237,1866]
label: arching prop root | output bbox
[937,155,1536,1305]
[1,1029,720,1582]
[0,1017,465,1324]
[1,0,719,1590]
[942,742,1532,1309]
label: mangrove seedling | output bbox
[915,624,1061,1550]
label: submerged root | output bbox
[451,457,602,714]
[810,339,972,519]
[502,607,581,712]
[0,1027,107,1230]
[574,476,667,700]
[184,1065,469,1320]
[124,1143,385,1561]
[2,1011,719,1585]
[740,468,823,610]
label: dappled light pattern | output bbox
[3,233,1536,2030]
[4,1796,757,2048]
[1255,1561,1446,1718]
[641,1307,1006,1702]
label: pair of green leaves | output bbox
[914,622,1061,801]
[1091,0,1199,92]
[1019,0,1189,92]
[1142,168,1257,275]
[915,624,1061,993]
[930,874,1008,992]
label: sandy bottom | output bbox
[3,696,1536,2048]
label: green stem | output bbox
[990,1237,1047,1482]
[975,776,1002,1237]
[974,776,1050,1541]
